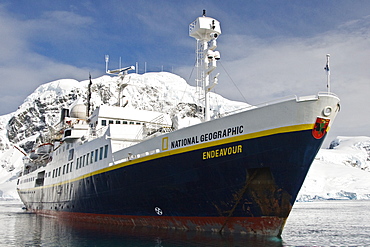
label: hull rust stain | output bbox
[32,209,286,236]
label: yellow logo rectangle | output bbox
[162,137,168,150]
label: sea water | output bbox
[0,200,369,246]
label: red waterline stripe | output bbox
[34,209,286,236]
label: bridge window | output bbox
[68,149,74,161]
[83,155,86,167]
[99,147,103,160]
[104,145,108,158]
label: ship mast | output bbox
[189,10,221,121]
[324,54,331,93]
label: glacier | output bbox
[1,72,370,201]
[297,136,370,201]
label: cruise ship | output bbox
[17,12,340,236]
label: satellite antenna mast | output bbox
[189,10,221,121]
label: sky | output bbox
[0,0,370,145]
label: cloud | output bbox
[0,5,98,115]
[25,10,95,43]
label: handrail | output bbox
[223,92,339,117]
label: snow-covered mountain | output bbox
[0,72,369,202]
[0,72,249,200]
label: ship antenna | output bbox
[324,54,330,92]
[189,11,221,121]
[86,73,93,118]
[105,55,109,73]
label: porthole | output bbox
[323,106,332,117]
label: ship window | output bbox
[83,155,86,167]
[58,167,61,176]
[66,163,69,173]
[102,120,107,126]
[136,122,141,125]
[76,158,79,169]
[52,169,55,178]
[86,153,89,165]
[90,151,94,163]
[104,145,108,158]
[64,129,72,137]
[122,121,128,124]
[109,120,113,124]
[79,157,82,168]
[95,149,98,162]
[99,147,103,160]
[70,162,73,172]
[48,172,51,177]
[63,165,66,175]
[68,149,74,161]
[116,120,121,124]
[129,122,134,125]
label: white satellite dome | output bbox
[69,99,87,119]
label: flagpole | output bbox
[325,54,330,93]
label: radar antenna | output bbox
[105,55,135,107]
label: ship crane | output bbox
[189,10,221,121]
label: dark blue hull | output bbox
[19,128,324,235]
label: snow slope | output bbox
[298,136,370,201]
